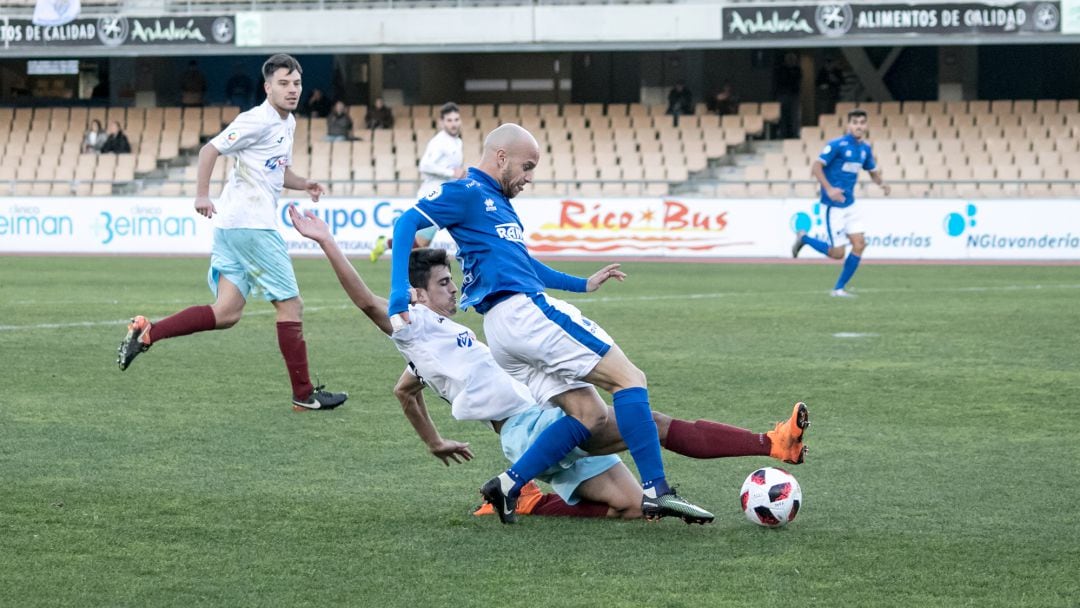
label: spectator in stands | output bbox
[225,63,255,111]
[774,52,802,138]
[326,101,355,142]
[100,121,132,154]
[302,88,331,118]
[180,60,208,107]
[365,96,395,130]
[707,82,738,116]
[666,81,694,126]
[816,57,844,117]
[82,119,107,154]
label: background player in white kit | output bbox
[370,102,465,261]
[117,54,347,412]
[288,206,809,522]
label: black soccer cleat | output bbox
[642,488,715,525]
[292,385,348,412]
[792,230,807,258]
[480,475,518,524]
[117,316,152,371]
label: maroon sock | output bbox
[276,321,315,400]
[664,419,771,459]
[531,495,610,518]
[148,305,217,343]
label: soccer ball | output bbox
[740,467,802,528]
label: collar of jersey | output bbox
[466,167,505,197]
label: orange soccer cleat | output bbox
[767,401,810,465]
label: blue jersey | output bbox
[817,133,876,208]
[406,168,586,313]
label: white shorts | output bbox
[500,406,622,505]
[483,293,614,405]
[823,204,864,247]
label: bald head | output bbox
[477,123,540,199]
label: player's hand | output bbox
[430,439,473,466]
[287,204,330,242]
[194,196,216,219]
[390,311,412,331]
[586,263,626,292]
[826,186,846,203]
[880,183,892,196]
[305,180,325,202]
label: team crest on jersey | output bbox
[456,331,474,348]
[484,198,497,212]
[495,222,525,243]
[844,150,852,158]
[264,155,289,171]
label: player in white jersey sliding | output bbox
[369,102,465,262]
[116,54,347,412]
[288,205,809,523]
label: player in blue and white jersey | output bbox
[288,205,809,522]
[116,54,346,411]
[792,109,890,297]
[385,124,714,523]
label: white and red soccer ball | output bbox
[740,467,802,528]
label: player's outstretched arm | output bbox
[194,143,220,218]
[394,367,474,466]
[527,258,588,293]
[288,205,393,336]
[388,208,433,319]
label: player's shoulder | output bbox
[421,177,484,205]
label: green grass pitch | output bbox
[2,256,1078,607]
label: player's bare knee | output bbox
[214,310,242,329]
[852,242,867,256]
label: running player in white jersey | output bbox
[117,54,347,412]
[288,206,809,523]
[369,102,465,262]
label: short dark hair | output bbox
[262,54,302,82]
[440,102,460,118]
[409,248,450,289]
[847,109,868,121]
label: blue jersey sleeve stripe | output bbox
[528,293,611,358]
[415,207,442,231]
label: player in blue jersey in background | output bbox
[792,109,890,297]
[386,124,714,524]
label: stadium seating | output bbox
[726,98,1080,198]
[3,98,1073,198]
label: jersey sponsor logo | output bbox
[495,222,525,243]
[484,198,497,212]
[842,161,862,173]
[456,331,474,348]
[264,155,288,171]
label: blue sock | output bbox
[505,415,591,497]
[613,387,668,496]
[834,253,862,290]
[802,234,831,255]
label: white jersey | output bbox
[390,303,534,422]
[417,129,464,198]
[209,100,296,230]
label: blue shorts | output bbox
[208,228,299,302]
[500,406,622,505]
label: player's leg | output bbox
[116,234,249,370]
[569,464,644,519]
[481,395,602,524]
[239,229,346,411]
[833,232,865,295]
[584,402,809,464]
